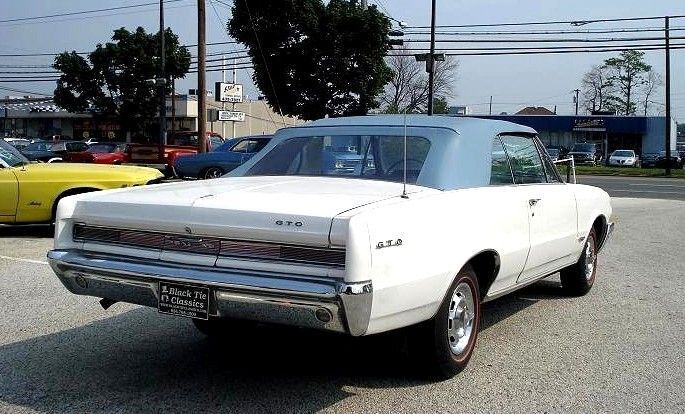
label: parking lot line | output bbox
[627,183,685,188]
[610,189,685,195]
[0,255,48,265]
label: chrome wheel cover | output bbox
[584,237,596,280]
[447,281,476,355]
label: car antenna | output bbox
[401,110,409,199]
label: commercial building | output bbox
[468,113,677,157]
[1,94,300,141]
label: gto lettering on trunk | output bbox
[275,220,303,227]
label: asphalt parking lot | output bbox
[0,196,683,413]
[578,175,685,200]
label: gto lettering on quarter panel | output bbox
[376,239,403,249]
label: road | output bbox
[0,197,683,413]
[578,175,685,200]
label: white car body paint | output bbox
[50,115,613,336]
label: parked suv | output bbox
[568,142,602,166]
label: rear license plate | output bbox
[158,281,209,320]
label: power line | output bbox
[0,3,194,28]
[406,14,685,29]
[0,79,59,83]
[404,36,685,44]
[397,42,685,53]
[0,0,187,24]
[0,64,53,68]
[0,85,52,95]
[404,27,685,36]
[389,44,685,57]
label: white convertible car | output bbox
[48,115,614,378]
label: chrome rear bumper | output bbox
[47,249,372,336]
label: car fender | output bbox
[343,186,529,335]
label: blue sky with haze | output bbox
[1,0,683,121]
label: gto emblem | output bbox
[275,220,303,227]
[376,239,403,249]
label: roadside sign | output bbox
[214,82,243,103]
[218,110,246,122]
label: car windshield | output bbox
[215,138,240,152]
[572,143,595,152]
[0,139,29,167]
[613,150,634,157]
[244,135,431,184]
[25,141,51,151]
[87,144,117,153]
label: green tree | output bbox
[432,96,450,114]
[228,0,393,120]
[603,50,652,116]
[53,27,191,137]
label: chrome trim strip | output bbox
[47,249,371,336]
[73,223,346,268]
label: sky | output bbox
[0,0,683,121]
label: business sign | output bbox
[573,118,606,132]
[218,110,246,122]
[214,82,243,103]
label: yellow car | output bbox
[0,140,163,224]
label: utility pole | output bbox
[171,77,176,137]
[232,57,237,139]
[197,0,207,152]
[665,16,672,176]
[158,0,167,145]
[427,0,437,115]
[222,55,226,140]
[573,89,580,115]
[489,96,493,115]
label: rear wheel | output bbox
[203,166,225,179]
[560,228,597,296]
[408,264,480,379]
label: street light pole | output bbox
[427,0,436,115]
[159,0,167,145]
[665,16,672,176]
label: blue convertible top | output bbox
[231,115,539,190]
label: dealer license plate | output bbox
[158,281,210,320]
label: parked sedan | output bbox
[66,142,131,164]
[174,135,272,179]
[48,116,613,379]
[655,151,683,169]
[608,149,638,167]
[21,141,64,163]
[641,152,660,168]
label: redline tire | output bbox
[409,264,481,379]
[560,227,598,296]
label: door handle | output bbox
[529,198,541,207]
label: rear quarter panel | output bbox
[343,186,531,334]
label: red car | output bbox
[127,132,224,176]
[67,142,131,164]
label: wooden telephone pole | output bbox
[197,0,207,152]
[665,16,672,176]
